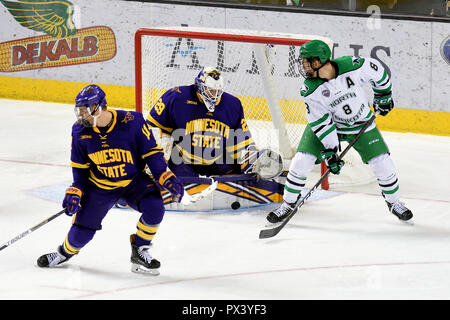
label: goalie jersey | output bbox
[301,56,391,150]
[70,109,167,191]
[146,85,256,175]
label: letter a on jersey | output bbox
[346,77,355,88]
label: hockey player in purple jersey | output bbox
[146,66,283,180]
[37,85,185,275]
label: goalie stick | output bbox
[179,178,218,205]
[259,111,380,239]
[0,208,67,252]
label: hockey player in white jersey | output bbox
[267,39,413,224]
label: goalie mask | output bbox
[298,40,331,79]
[194,67,224,112]
[74,85,107,127]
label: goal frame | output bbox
[135,28,310,113]
[134,27,334,189]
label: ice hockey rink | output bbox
[0,98,449,301]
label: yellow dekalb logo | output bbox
[0,26,116,72]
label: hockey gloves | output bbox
[373,91,394,116]
[159,171,184,203]
[62,186,82,216]
[320,147,345,175]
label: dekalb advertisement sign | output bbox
[0,0,116,72]
[0,26,116,72]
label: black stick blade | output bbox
[259,225,283,239]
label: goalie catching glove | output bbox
[320,147,345,175]
[241,148,283,179]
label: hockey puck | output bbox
[231,201,240,210]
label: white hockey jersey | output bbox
[300,56,392,150]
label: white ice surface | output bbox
[0,98,449,300]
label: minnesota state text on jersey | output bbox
[146,85,255,166]
[71,109,165,189]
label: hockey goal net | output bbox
[135,27,375,190]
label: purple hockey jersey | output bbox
[146,85,256,167]
[70,109,167,190]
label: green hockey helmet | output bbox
[299,40,331,63]
[299,40,331,78]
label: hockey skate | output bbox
[266,201,297,224]
[130,235,160,275]
[386,200,413,222]
[37,246,70,268]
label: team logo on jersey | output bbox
[352,56,361,65]
[170,87,181,94]
[322,89,330,97]
[122,112,134,123]
[300,84,309,95]
[440,36,450,66]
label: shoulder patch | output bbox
[169,86,182,94]
[333,56,365,75]
[121,111,135,123]
[300,78,325,97]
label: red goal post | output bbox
[134,27,356,190]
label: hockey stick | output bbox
[0,208,67,252]
[179,178,219,205]
[259,111,380,239]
